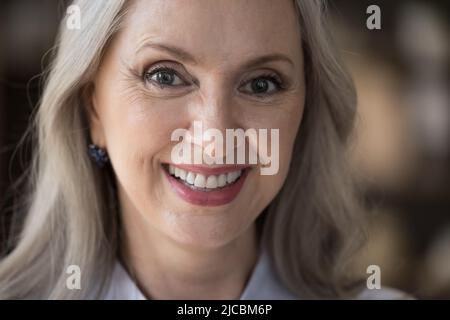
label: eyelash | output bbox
[142,65,286,97]
[239,73,284,96]
[144,66,187,88]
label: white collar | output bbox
[102,250,297,300]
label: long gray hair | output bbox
[0,0,364,299]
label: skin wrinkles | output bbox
[89,0,305,299]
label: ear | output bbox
[83,83,106,148]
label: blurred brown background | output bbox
[0,0,449,299]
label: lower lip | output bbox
[163,166,249,207]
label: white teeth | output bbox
[218,174,227,187]
[167,164,243,190]
[206,175,218,189]
[194,174,206,188]
[178,169,187,180]
[227,171,240,184]
[186,172,195,185]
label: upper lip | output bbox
[164,163,251,175]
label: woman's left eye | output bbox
[144,68,186,87]
[239,76,281,96]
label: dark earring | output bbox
[88,144,109,168]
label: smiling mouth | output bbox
[161,163,250,206]
[162,164,248,192]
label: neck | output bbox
[119,210,259,300]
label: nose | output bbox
[191,78,237,130]
[185,78,242,164]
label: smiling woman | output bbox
[0,0,408,300]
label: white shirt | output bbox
[102,250,410,300]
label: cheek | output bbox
[244,100,303,165]
[103,93,183,153]
[105,111,162,170]
[99,95,188,187]
[248,100,303,200]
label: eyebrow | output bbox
[136,42,199,65]
[241,54,294,69]
[135,41,294,69]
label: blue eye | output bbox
[145,68,186,87]
[240,76,282,95]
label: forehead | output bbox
[120,0,302,63]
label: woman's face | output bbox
[90,0,305,248]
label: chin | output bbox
[162,214,247,250]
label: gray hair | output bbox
[0,0,364,299]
